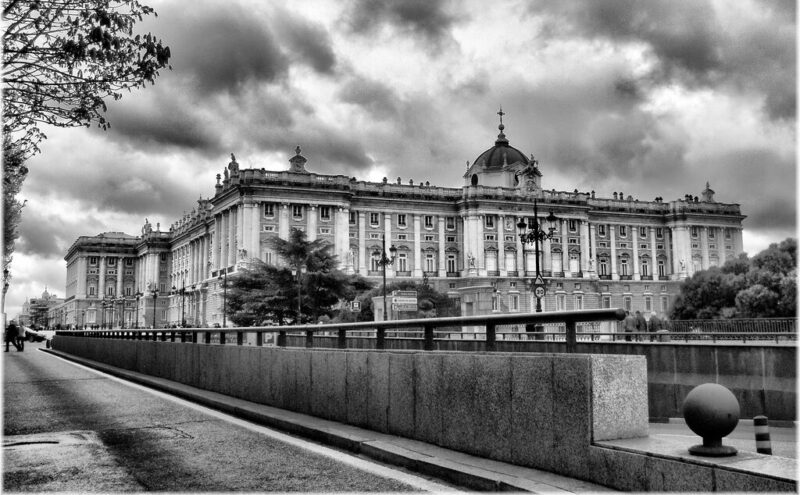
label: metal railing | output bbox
[56,308,627,354]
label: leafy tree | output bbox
[3,138,28,271]
[671,238,797,319]
[3,0,172,159]
[225,228,372,325]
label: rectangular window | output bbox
[623,296,632,311]
[424,234,434,241]
[619,243,628,248]
[125,287,132,296]
[264,203,275,217]
[568,219,577,232]
[661,296,669,312]
[640,244,648,250]
[446,236,456,243]
[424,215,434,228]
[349,211,357,224]
[619,259,629,276]
[424,253,436,272]
[598,242,607,248]
[485,234,496,241]
[691,226,699,238]
[446,217,455,230]
[397,214,407,227]
[293,205,303,218]
[601,296,611,308]
[645,296,652,312]
[656,227,663,238]
[319,206,331,220]
[661,285,667,292]
[264,251,274,264]
[318,227,331,234]
[160,253,167,262]
[106,286,114,296]
[108,258,116,266]
[492,294,498,311]
[510,294,519,311]
[658,260,666,276]
[644,284,650,292]
[89,256,98,265]
[447,254,457,273]
[263,225,275,232]
[708,229,715,239]
[397,253,408,272]
[370,212,380,226]
[556,294,566,311]
[598,225,606,237]
[725,229,732,240]
[397,234,408,240]
[619,226,627,237]
[691,243,699,249]
[485,216,494,229]
[369,233,381,240]
[505,235,515,242]
[709,243,716,250]
[656,243,664,250]
[639,227,647,238]
[125,258,133,266]
[568,238,578,244]
[370,254,380,271]
[575,294,583,310]
[89,286,96,296]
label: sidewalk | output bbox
[42,347,615,493]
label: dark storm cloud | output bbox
[17,209,104,258]
[272,10,337,74]
[530,0,796,120]
[344,0,459,47]
[159,3,290,95]
[338,76,399,120]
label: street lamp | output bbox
[171,280,186,327]
[217,270,227,328]
[291,265,306,324]
[373,237,398,321]
[134,291,143,328]
[151,287,159,329]
[517,198,558,313]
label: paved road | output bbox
[3,344,456,492]
[649,420,796,459]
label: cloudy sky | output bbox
[8,0,796,318]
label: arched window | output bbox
[504,250,516,272]
[568,252,580,275]
[471,174,479,186]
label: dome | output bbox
[471,120,529,171]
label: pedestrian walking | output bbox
[5,320,22,351]
[648,311,662,342]
[623,311,637,342]
[635,311,647,342]
[15,322,26,351]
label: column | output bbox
[251,203,261,260]
[734,228,744,255]
[498,215,506,276]
[307,204,317,241]
[228,207,237,267]
[358,211,367,273]
[438,217,446,277]
[236,204,244,261]
[98,256,107,296]
[515,216,524,275]
[413,214,422,277]
[665,228,673,277]
[219,214,227,271]
[701,226,710,270]
[335,207,349,271]
[476,215,485,273]
[462,214,470,272]
[278,204,290,240]
[560,219,569,276]
[650,227,658,278]
[672,225,687,277]
[116,257,123,296]
[632,225,640,281]
[384,213,394,277]
[213,215,221,272]
[543,236,552,272]
[579,220,590,277]
[610,225,618,280]
[588,224,597,274]
[717,227,726,265]
[242,202,253,259]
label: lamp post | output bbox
[134,291,143,328]
[516,198,558,313]
[117,296,125,329]
[80,310,86,330]
[291,265,306,324]
[217,270,227,328]
[151,288,159,329]
[2,268,9,328]
[373,237,398,321]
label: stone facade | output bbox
[58,121,745,328]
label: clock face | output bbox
[534,286,545,298]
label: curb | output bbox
[40,348,603,493]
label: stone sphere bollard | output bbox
[682,383,739,456]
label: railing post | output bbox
[170,331,175,342]
[423,323,434,351]
[256,332,263,347]
[305,329,314,348]
[237,331,243,346]
[192,331,197,344]
[337,328,347,349]
[565,319,577,353]
[220,331,226,345]
[180,331,187,343]
[278,330,286,347]
[486,323,496,352]
[204,332,211,345]
[376,327,385,350]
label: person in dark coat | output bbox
[622,311,637,342]
[634,311,647,341]
[5,320,21,351]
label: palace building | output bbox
[57,116,745,328]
